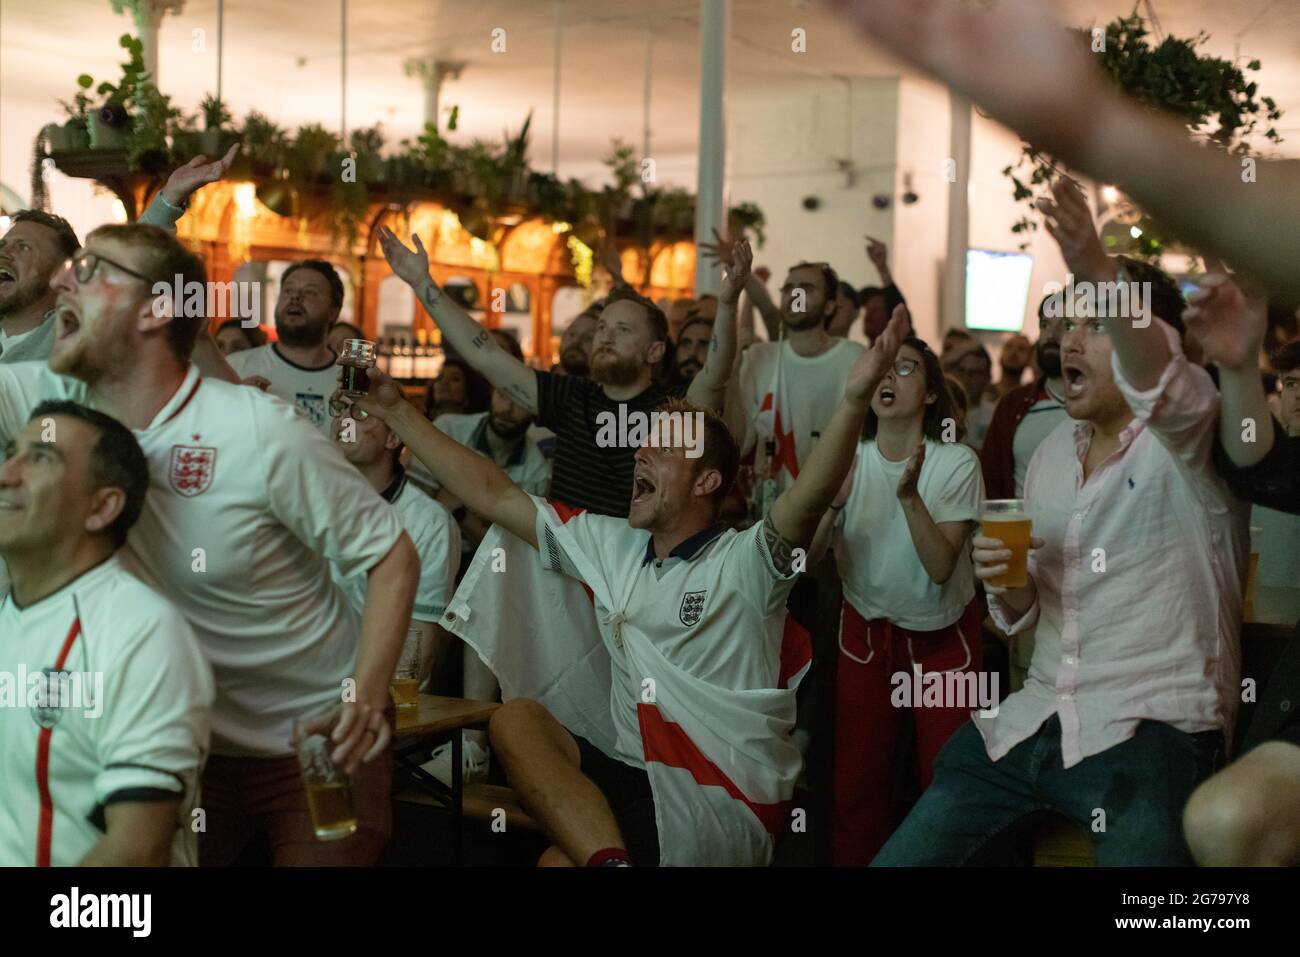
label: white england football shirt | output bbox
[331,470,459,622]
[228,343,340,433]
[834,438,983,631]
[533,501,799,768]
[0,362,405,757]
[0,556,213,866]
[733,338,865,495]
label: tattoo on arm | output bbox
[422,283,443,309]
[762,513,800,576]
[470,330,490,350]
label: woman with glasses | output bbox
[809,337,986,865]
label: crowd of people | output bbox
[1,0,1299,868]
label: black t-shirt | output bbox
[535,370,686,517]
[1213,419,1300,515]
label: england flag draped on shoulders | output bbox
[444,496,810,866]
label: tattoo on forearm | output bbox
[762,514,800,575]
[470,330,489,350]
[422,283,443,309]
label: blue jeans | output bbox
[871,715,1223,866]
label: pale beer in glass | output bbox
[980,499,1032,589]
[294,713,358,841]
[390,623,423,709]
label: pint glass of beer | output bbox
[389,623,422,709]
[293,712,358,841]
[980,499,1032,589]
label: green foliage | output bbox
[729,202,767,248]
[199,94,232,131]
[96,34,148,108]
[60,74,95,124]
[127,82,183,173]
[603,138,640,196]
[350,125,385,155]
[239,110,288,169]
[1004,10,1284,259]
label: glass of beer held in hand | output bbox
[980,499,1032,589]
[293,711,358,842]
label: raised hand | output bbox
[1036,178,1112,282]
[847,304,908,402]
[697,226,740,269]
[1182,268,1266,372]
[377,226,432,287]
[896,441,925,502]
[865,235,892,283]
[161,142,241,207]
[719,239,754,305]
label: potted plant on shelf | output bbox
[501,111,533,203]
[91,34,148,150]
[49,74,95,151]
[127,81,183,175]
[198,94,233,156]
[349,125,385,184]
[288,123,341,186]
[1002,10,1283,259]
[237,110,287,178]
[728,202,767,248]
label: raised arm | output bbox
[699,227,781,340]
[1036,177,1169,390]
[832,0,1300,302]
[1183,269,1274,467]
[139,143,241,232]
[687,239,750,410]
[769,307,907,547]
[354,366,539,547]
[377,226,538,412]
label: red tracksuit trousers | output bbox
[832,598,984,866]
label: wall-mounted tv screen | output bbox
[965,249,1034,332]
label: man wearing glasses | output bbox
[0,147,237,366]
[0,222,420,866]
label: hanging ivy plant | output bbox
[1003,8,1283,260]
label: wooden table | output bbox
[392,694,499,862]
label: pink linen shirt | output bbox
[977,334,1249,768]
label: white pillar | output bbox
[942,92,972,333]
[694,0,728,296]
[112,1,185,84]
[551,1,564,174]
[403,59,465,130]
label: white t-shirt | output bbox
[534,503,798,768]
[0,362,405,757]
[834,438,983,631]
[228,343,339,433]
[332,472,459,621]
[735,338,866,495]
[1012,388,1069,497]
[0,556,214,866]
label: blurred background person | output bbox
[997,333,1033,396]
[214,318,260,357]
